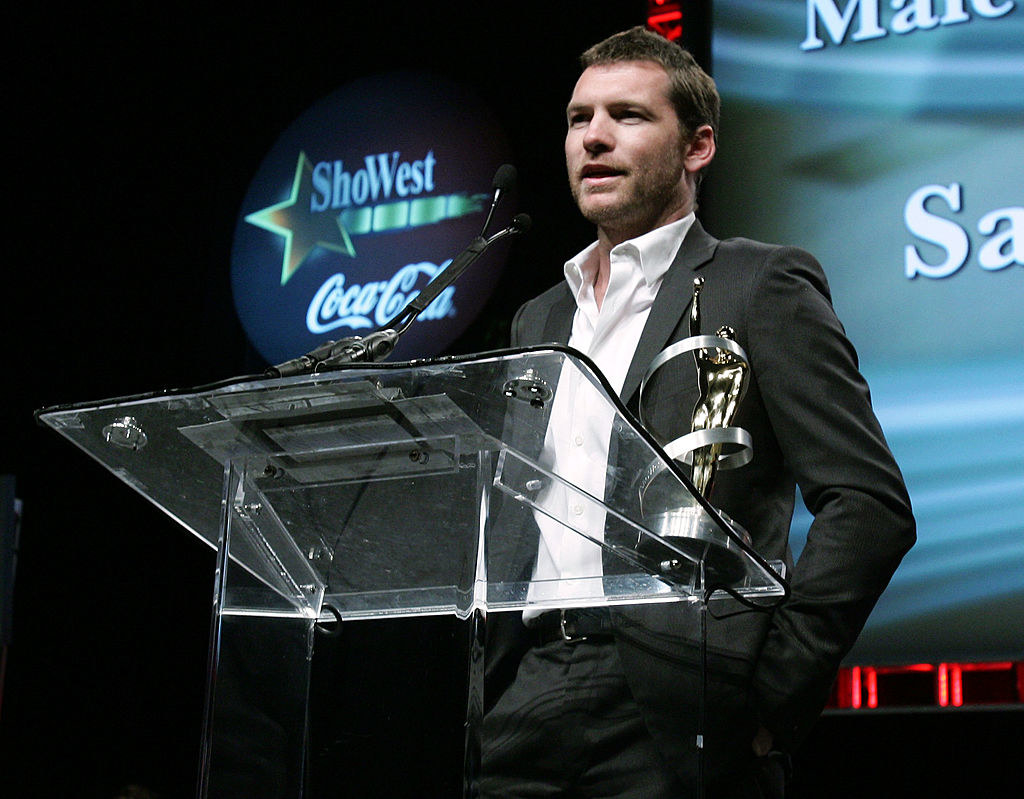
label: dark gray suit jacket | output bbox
[487,219,915,786]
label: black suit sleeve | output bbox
[744,246,916,748]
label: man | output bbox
[481,26,915,798]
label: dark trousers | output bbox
[480,635,686,798]
[480,635,788,799]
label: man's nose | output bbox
[583,114,613,153]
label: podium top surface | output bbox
[37,346,786,615]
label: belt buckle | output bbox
[559,609,588,644]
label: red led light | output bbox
[938,663,949,707]
[647,0,684,41]
[951,663,963,707]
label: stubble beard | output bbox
[572,164,688,240]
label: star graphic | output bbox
[245,152,356,285]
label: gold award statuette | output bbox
[637,278,754,583]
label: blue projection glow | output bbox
[231,72,513,365]
[712,0,1024,664]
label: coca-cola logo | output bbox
[306,262,455,334]
[230,71,512,365]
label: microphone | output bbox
[481,164,517,235]
[508,212,532,234]
[385,165,524,336]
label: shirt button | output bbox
[572,504,583,516]
[574,434,584,446]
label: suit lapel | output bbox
[542,288,575,344]
[620,220,719,403]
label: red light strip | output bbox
[877,663,934,674]
[958,661,1014,672]
[829,661,1024,709]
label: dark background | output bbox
[2,2,1019,797]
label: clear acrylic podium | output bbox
[37,346,786,798]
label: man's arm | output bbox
[744,246,916,749]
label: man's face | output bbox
[565,61,693,244]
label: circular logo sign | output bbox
[231,71,513,365]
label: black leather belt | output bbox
[532,608,614,645]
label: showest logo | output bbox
[801,0,1016,50]
[310,151,436,211]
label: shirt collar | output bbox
[563,213,695,299]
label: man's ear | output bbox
[684,124,716,174]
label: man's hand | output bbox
[752,724,774,756]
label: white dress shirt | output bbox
[525,214,695,616]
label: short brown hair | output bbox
[580,26,720,143]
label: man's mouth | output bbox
[580,164,625,182]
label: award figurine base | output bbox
[641,507,751,585]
